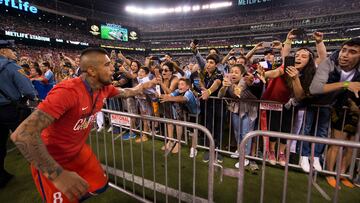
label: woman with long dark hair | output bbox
[258,47,317,166]
[157,61,180,152]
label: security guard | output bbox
[0,40,36,188]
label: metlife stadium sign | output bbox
[5,30,49,42]
[238,0,271,6]
[3,30,89,46]
[0,0,38,14]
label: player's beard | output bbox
[99,75,112,86]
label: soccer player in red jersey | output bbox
[10,48,146,202]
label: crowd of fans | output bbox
[32,0,360,32]
[138,0,360,32]
[1,2,360,203]
[11,27,360,188]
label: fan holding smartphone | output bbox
[284,55,299,79]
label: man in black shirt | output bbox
[198,54,224,163]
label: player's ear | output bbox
[86,66,97,77]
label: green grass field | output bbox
[1,131,359,203]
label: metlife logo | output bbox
[0,0,38,14]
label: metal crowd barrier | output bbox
[99,96,360,202]
[90,109,216,203]
[102,96,360,180]
[236,130,360,203]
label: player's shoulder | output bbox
[102,84,117,92]
[55,77,82,88]
[51,77,84,95]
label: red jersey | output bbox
[38,77,119,164]
[261,65,291,104]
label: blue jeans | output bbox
[302,107,330,157]
[231,112,255,156]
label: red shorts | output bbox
[31,144,108,203]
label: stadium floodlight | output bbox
[125,1,232,16]
[209,2,233,9]
[192,5,200,11]
[202,4,210,10]
[174,6,182,13]
[346,27,360,32]
[183,6,191,12]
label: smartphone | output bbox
[259,61,269,69]
[284,56,295,70]
[155,85,161,95]
[262,42,272,48]
[192,39,199,46]
[151,56,160,61]
[224,73,230,81]
[291,28,306,37]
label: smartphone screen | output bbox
[225,73,231,81]
[284,56,295,70]
[259,61,269,69]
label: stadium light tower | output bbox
[125,1,232,16]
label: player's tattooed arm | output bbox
[10,110,63,181]
[116,85,143,98]
[115,80,155,98]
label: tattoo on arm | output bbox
[116,85,143,98]
[11,110,63,181]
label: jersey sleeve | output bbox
[106,85,121,98]
[183,90,193,102]
[38,85,77,119]
[170,89,180,97]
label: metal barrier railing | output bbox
[236,130,360,203]
[102,96,359,182]
[91,109,216,203]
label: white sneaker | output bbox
[107,127,113,133]
[230,150,239,159]
[245,159,249,167]
[189,147,197,158]
[313,157,322,172]
[300,156,310,173]
[97,126,104,132]
[235,159,249,169]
